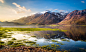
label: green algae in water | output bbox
[51,44,60,49]
[11,43,25,47]
[26,31,30,33]
[7,41,14,45]
[30,43,36,45]
[47,34,50,35]
[34,44,39,47]
[12,38,17,40]
[61,39,70,42]
[62,39,67,41]
[31,36,36,37]
[0,32,4,35]
[17,40,23,42]
[51,40,58,42]
[57,42,64,45]
[0,41,5,45]
[24,41,36,44]
[0,34,8,38]
[34,40,37,41]
[41,45,50,49]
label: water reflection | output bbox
[57,26,86,41]
[2,25,86,41]
[1,26,86,52]
[28,26,86,41]
[28,31,66,39]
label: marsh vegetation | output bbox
[0,26,86,52]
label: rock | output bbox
[0,46,63,52]
[0,45,2,48]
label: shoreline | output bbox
[0,46,64,52]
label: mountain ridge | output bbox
[13,9,86,25]
[13,11,67,25]
[58,9,86,25]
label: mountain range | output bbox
[58,9,86,25]
[13,9,86,25]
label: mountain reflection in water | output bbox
[27,26,86,41]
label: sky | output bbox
[0,0,86,21]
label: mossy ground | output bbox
[0,27,67,32]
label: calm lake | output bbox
[1,25,86,52]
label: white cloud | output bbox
[0,0,4,3]
[81,1,85,3]
[41,11,47,14]
[59,10,65,12]
[53,9,58,11]
[53,9,65,12]
[12,9,25,14]
[12,2,31,14]
[65,11,69,13]
[46,8,53,11]
[12,3,26,10]
[54,9,58,10]
[28,9,31,12]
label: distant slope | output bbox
[13,12,66,25]
[13,13,42,24]
[58,9,86,25]
[0,22,23,26]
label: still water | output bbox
[1,25,86,52]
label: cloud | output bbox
[28,9,31,12]
[81,1,85,3]
[46,8,53,11]
[12,3,26,10]
[12,2,31,14]
[53,9,65,12]
[59,10,65,12]
[0,0,4,3]
[41,11,47,13]
[12,9,25,14]
[53,9,58,11]
[54,9,58,10]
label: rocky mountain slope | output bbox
[58,9,86,25]
[13,11,67,25]
[13,13,42,24]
